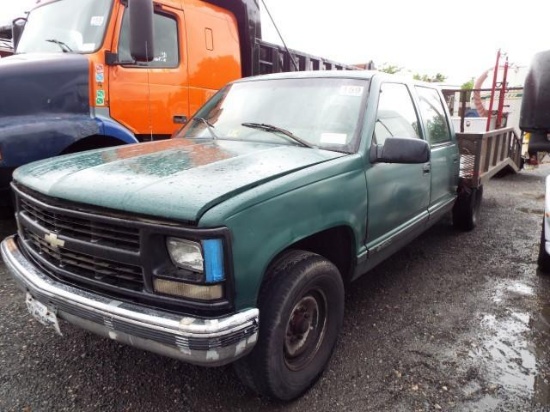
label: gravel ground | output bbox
[1,166,550,411]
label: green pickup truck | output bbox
[0,71,522,400]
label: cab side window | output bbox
[415,86,452,145]
[118,11,179,67]
[374,83,421,145]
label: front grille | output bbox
[25,229,143,290]
[21,197,140,252]
[13,185,233,314]
[17,191,145,293]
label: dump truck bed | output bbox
[256,39,357,74]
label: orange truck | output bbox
[0,0,354,211]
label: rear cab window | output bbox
[415,86,452,145]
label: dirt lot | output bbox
[1,166,550,411]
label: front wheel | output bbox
[234,250,345,401]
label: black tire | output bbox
[234,250,345,401]
[0,203,14,220]
[453,185,483,231]
[0,190,15,220]
[538,217,550,273]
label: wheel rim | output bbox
[284,289,328,371]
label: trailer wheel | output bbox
[453,185,483,231]
[538,217,550,273]
[234,250,344,401]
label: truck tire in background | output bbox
[453,186,483,231]
[0,201,14,219]
[538,217,550,273]
[0,188,15,219]
[234,250,345,401]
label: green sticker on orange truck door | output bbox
[96,90,105,106]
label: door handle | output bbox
[422,164,431,174]
[173,115,188,124]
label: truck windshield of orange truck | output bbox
[16,0,113,54]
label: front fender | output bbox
[199,155,368,310]
[0,114,140,168]
[0,114,100,167]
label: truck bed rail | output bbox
[457,127,522,188]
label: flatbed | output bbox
[457,127,523,188]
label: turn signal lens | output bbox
[153,279,223,300]
[203,239,225,283]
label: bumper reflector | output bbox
[153,278,223,300]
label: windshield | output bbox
[175,77,368,153]
[17,0,113,54]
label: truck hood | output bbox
[0,53,89,117]
[14,139,344,222]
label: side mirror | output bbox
[371,137,430,164]
[128,0,154,62]
[12,18,26,50]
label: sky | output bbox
[260,0,550,86]
[0,0,36,23]
[1,0,548,86]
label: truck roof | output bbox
[237,70,377,82]
[233,70,434,85]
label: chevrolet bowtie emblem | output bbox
[44,233,65,250]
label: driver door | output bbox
[108,5,189,140]
[366,82,431,254]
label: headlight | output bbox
[161,237,226,300]
[165,237,225,283]
[167,238,204,272]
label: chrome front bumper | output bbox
[1,235,259,366]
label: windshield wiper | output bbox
[241,122,314,148]
[46,38,73,53]
[192,117,219,140]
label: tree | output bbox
[413,73,448,83]
[378,63,403,75]
[461,77,475,90]
[460,77,475,102]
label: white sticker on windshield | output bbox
[339,85,363,97]
[320,133,347,145]
[90,16,105,26]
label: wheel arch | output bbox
[59,134,128,155]
[289,225,356,283]
[60,115,140,154]
[257,225,356,303]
